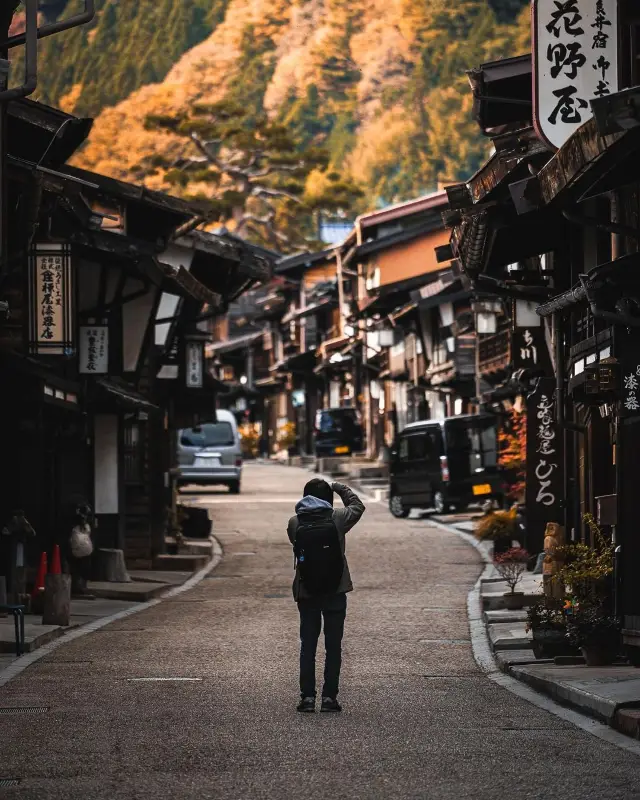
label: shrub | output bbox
[475,507,517,541]
[494,547,529,594]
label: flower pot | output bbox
[580,645,615,667]
[503,592,525,610]
[531,628,578,660]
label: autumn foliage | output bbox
[498,407,527,503]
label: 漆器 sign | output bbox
[533,0,618,150]
[28,243,74,355]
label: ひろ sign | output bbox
[532,0,618,150]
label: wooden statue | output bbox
[542,521,565,599]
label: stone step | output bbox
[488,622,533,651]
[88,580,169,601]
[153,553,210,571]
[164,537,213,557]
[0,620,67,654]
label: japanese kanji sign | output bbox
[79,325,109,374]
[185,341,203,388]
[533,0,618,149]
[513,326,552,374]
[525,377,564,551]
[28,243,74,355]
[622,364,640,416]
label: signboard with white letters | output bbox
[533,0,618,150]
[79,325,109,374]
[525,377,564,551]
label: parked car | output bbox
[314,407,364,457]
[388,413,505,517]
[176,410,242,492]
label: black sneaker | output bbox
[320,697,342,712]
[297,696,316,713]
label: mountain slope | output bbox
[62,0,530,207]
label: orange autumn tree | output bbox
[498,407,527,503]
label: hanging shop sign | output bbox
[620,334,640,418]
[525,377,564,551]
[185,340,204,388]
[28,243,74,355]
[513,326,552,374]
[532,0,618,149]
[79,325,109,374]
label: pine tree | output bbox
[139,102,363,252]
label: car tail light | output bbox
[235,457,242,467]
[440,456,450,483]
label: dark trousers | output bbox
[297,592,347,699]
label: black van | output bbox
[314,407,364,457]
[388,413,505,516]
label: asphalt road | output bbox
[2,463,640,799]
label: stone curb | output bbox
[427,517,640,756]
[0,535,224,689]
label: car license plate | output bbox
[194,455,221,468]
[334,446,350,454]
[472,484,491,496]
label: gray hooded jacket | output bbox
[287,482,365,601]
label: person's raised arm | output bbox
[331,482,365,533]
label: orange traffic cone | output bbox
[50,545,62,576]
[32,552,47,599]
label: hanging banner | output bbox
[620,332,640,419]
[532,0,618,150]
[525,377,564,552]
[28,243,74,355]
[185,341,204,388]
[513,326,552,374]
[79,325,109,374]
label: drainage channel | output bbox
[0,707,49,714]
[127,677,202,682]
[0,779,20,787]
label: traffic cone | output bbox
[50,545,62,576]
[32,552,47,599]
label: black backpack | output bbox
[294,517,344,596]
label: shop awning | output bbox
[281,298,335,325]
[206,331,264,356]
[95,377,159,411]
[271,350,318,374]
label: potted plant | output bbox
[555,514,618,666]
[475,508,517,555]
[494,547,530,610]
[565,601,619,666]
[526,597,578,659]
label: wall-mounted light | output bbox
[475,312,497,335]
[240,375,248,385]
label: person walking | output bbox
[287,478,365,713]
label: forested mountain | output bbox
[14,0,531,243]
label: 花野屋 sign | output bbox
[533,0,618,150]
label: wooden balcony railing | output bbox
[478,329,511,373]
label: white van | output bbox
[176,409,242,493]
